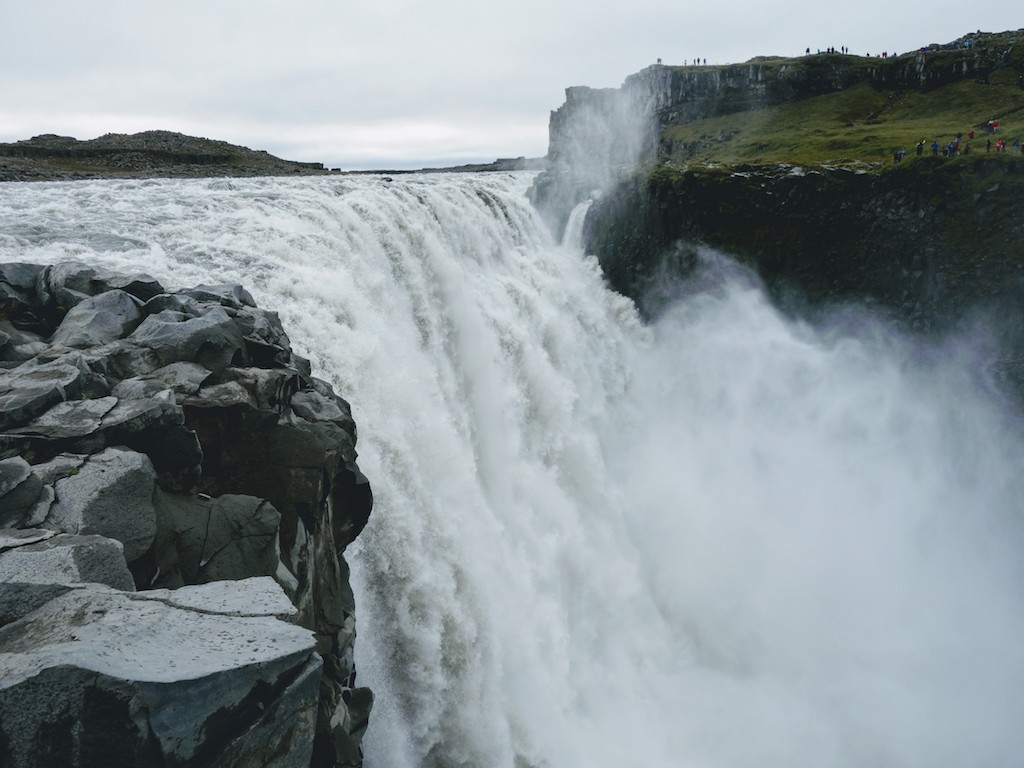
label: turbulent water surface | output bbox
[1,173,1022,768]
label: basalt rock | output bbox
[0,261,374,767]
[0,577,320,768]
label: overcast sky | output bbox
[0,2,987,169]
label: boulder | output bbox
[111,361,212,401]
[48,289,143,348]
[37,261,164,313]
[0,578,319,768]
[0,456,44,527]
[0,358,87,431]
[130,307,246,373]
[0,530,134,591]
[144,491,282,589]
[44,447,157,562]
[0,321,48,363]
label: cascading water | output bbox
[1,173,1022,767]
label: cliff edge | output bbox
[530,29,1024,389]
[0,262,372,767]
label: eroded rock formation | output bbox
[0,261,373,767]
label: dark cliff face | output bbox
[583,156,1024,381]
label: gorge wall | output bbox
[530,30,1024,387]
[0,262,373,767]
[530,29,1023,235]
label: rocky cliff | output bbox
[0,262,373,767]
[585,158,1024,325]
[529,30,1024,392]
[530,29,1024,237]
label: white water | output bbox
[1,173,1022,767]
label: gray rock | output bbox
[75,338,162,382]
[292,388,349,424]
[9,396,118,440]
[190,379,259,410]
[0,263,45,292]
[182,283,257,309]
[147,492,281,588]
[0,457,44,527]
[0,265,45,334]
[0,532,134,591]
[130,307,246,373]
[0,359,85,431]
[231,305,293,367]
[0,579,319,768]
[45,447,157,561]
[0,321,48,363]
[28,452,89,485]
[0,528,56,550]
[112,361,212,401]
[0,262,374,765]
[98,389,180,438]
[49,289,143,348]
[143,291,202,316]
[0,581,73,627]
[143,576,297,620]
[37,261,164,312]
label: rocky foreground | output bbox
[0,262,373,767]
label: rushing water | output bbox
[1,173,1022,767]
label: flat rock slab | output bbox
[0,531,134,591]
[143,575,298,620]
[0,578,319,767]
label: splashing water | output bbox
[1,173,1022,768]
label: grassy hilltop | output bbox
[656,31,1024,168]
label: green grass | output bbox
[660,52,1024,168]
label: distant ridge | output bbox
[0,130,546,182]
[0,130,327,182]
[333,157,548,176]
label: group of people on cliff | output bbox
[805,46,898,57]
[902,123,1021,162]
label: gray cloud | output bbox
[0,0,976,168]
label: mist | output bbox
[602,250,1024,766]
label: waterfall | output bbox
[1,173,1022,768]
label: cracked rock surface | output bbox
[0,261,374,768]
